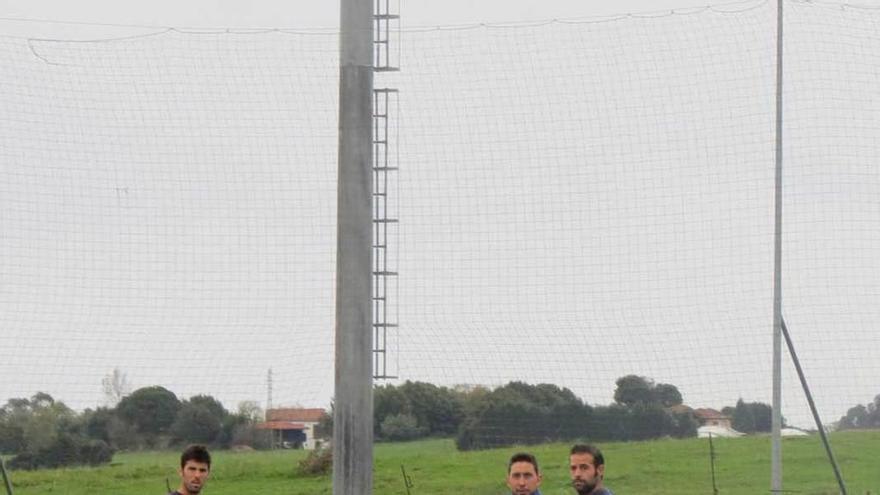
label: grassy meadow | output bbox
[4,430,878,494]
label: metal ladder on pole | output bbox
[372,0,399,380]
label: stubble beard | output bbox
[573,479,597,495]
[184,481,203,494]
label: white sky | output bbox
[2,0,880,430]
[0,0,791,36]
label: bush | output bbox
[455,382,591,450]
[7,435,114,470]
[79,439,115,466]
[229,423,273,450]
[297,446,332,476]
[380,413,426,441]
[106,415,144,451]
[6,451,38,470]
[171,404,222,445]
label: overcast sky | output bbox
[0,0,793,35]
[2,0,880,431]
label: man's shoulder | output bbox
[168,491,182,495]
[596,488,614,495]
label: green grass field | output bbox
[4,430,878,494]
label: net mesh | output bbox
[0,30,340,409]
[0,0,879,460]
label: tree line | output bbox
[1,373,781,469]
[365,375,775,450]
[0,387,269,470]
[837,393,880,430]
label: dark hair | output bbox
[570,444,604,467]
[180,444,211,469]
[508,452,539,474]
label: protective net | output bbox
[0,29,340,409]
[1,0,880,490]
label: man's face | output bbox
[507,460,542,495]
[180,460,210,494]
[569,453,603,494]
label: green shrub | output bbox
[297,446,332,476]
[7,435,114,470]
[380,413,427,442]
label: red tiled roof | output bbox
[266,408,326,423]
[667,404,694,415]
[694,408,728,420]
[255,421,306,431]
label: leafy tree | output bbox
[869,395,880,428]
[380,413,426,441]
[668,410,699,438]
[590,404,630,441]
[0,418,25,454]
[724,399,774,433]
[0,394,115,469]
[614,375,655,407]
[837,393,880,430]
[106,415,143,451]
[627,403,670,440]
[373,381,465,440]
[374,385,409,436]
[0,393,75,455]
[613,375,684,408]
[749,402,773,432]
[731,399,756,433]
[315,404,333,440]
[838,405,868,430]
[81,407,115,444]
[654,383,683,407]
[455,381,590,450]
[399,381,464,437]
[7,434,113,470]
[116,386,181,439]
[187,395,229,421]
[171,403,222,445]
[236,401,263,423]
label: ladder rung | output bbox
[373,219,399,223]
[374,14,401,20]
[373,271,398,276]
[373,67,400,72]
[373,167,398,171]
[373,323,398,328]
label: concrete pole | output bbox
[772,0,784,492]
[334,0,374,494]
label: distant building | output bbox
[693,408,732,429]
[698,424,744,438]
[256,407,326,450]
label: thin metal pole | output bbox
[708,433,719,495]
[780,318,848,495]
[334,0,374,494]
[771,0,785,492]
[0,457,13,495]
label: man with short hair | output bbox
[169,445,211,495]
[507,452,543,495]
[569,444,613,495]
